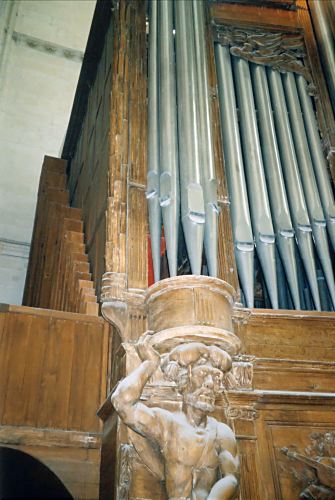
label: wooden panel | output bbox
[211,2,297,29]
[105,1,148,293]
[105,0,130,276]
[2,313,33,426]
[67,322,90,430]
[65,17,111,292]
[99,415,118,500]
[238,439,261,500]
[22,314,50,427]
[80,324,105,431]
[0,307,109,433]
[253,393,335,500]
[23,156,68,306]
[237,309,335,361]
[23,155,99,315]
[127,186,147,289]
[128,0,147,186]
[254,360,335,392]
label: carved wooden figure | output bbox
[111,335,239,500]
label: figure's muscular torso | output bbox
[154,410,234,499]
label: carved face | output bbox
[183,363,224,413]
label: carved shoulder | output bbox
[211,418,237,456]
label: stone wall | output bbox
[0,0,95,304]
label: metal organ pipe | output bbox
[175,0,205,275]
[215,45,254,308]
[158,0,180,277]
[232,57,278,309]
[147,0,161,282]
[148,0,333,310]
[193,0,218,277]
[282,72,335,308]
[251,63,301,309]
[296,74,335,251]
[308,0,335,112]
[267,68,321,311]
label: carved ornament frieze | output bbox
[213,24,311,81]
[226,406,258,421]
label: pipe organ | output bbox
[6,1,335,499]
[147,0,335,311]
[147,0,218,280]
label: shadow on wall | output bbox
[0,447,73,499]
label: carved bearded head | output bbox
[161,342,232,413]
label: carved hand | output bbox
[136,334,160,367]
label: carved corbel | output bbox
[225,355,256,391]
[101,272,147,341]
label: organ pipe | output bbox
[251,63,301,309]
[193,0,218,277]
[267,68,321,311]
[158,0,180,277]
[148,0,333,311]
[308,0,335,112]
[215,45,254,308]
[296,74,335,251]
[175,0,205,275]
[147,0,161,282]
[282,72,335,308]
[233,57,278,309]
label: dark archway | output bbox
[0,447,73,499]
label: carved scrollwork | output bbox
[227,406,258,421]
[118,444,136,500]
[213,24,312,81]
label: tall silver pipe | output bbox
[233,57,278,309]
[147,0,161,282]
[251,63,301,309]
[276,250,290,310]
[327,0,335,38]
[282,71,335,309]
[296,74,335,251]
[317,269,333,311]
[175,0,205,275]
[267,68,321,311]
[308,0,335,112]
[158,0,180,277]
[215,44,254,307]
[193,0,218,278]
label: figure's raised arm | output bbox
[111,335,162,441]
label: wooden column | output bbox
[225,392,262,500]
[99,275,242,500]
[104,0,148,290]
